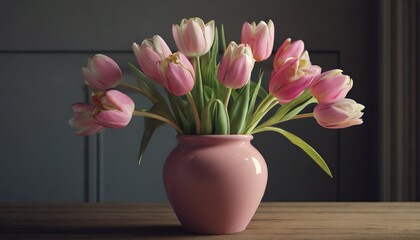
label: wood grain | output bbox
[0,202,419,239]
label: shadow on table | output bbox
[1,224,203,239]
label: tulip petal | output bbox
[69,103,104,135]
[172,24,184,54]
[82,67,106,91]
[222,55,251,89]
[105,90,135,114]
[204,20,215,53]
[274,74,314,104]
[314,98,364,129]
[241,22,253,44]
[164,63,194,96]
[183,20,206,55]
[82,54,121,91]
[95,110,132,128]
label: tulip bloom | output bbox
[133,35,172,85]
[69,103,104,135]
[217,42,254,89]
[157,52,195,96]
[82,54,122,91]
[241,20,274,62]
[269,58,321,104]
[310,69,353,103]
[91,90,135,128]
[314,98,364,129]
[172,17,215,57]
[273,38,306,69]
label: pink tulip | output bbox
[172,17,215,57]
[91,90,135,128]
[314,98,364,129]
[69,103,104,136]
[133,35,172,85]
[82,54,122,91]
[269,58,321,104]
[310,69,353,103]
[157,52,195,96]
[241,20,274,62]
[217,42,254,89]
[273,38,305,69]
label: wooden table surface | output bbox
[0,202,419,239]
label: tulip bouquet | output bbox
[70,17,364,177]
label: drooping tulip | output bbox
[310,69,353,103]
[217,41,254,89]
[273,38,305,69]
[91,90,135,128]
[82,54,122,91]
[269,58,321,104]
[157,52,195,96]
[313,98,364,129]
[133,35,172,85]
[172,17,215,57]
[241,20,274,62]
[69,103,104,135]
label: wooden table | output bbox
[0,202,419,239]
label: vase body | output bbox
[163,135,268,234]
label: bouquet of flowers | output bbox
[69,17,364,177]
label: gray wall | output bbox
[0,0,380,202]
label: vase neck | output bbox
[177,135,253,146]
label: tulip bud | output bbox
[133,35,172,85]
[310,69,353,103]
[201,99,230,135]
[273,39,305,69]
[269,58,321,104]
[217,42,254,89]
[314,98,364,129]
[91,90,135,128]
[172,17,215,57]
[241,20,274,62]
[69,103,104,135]
[82,54,122,91]
[157,52,195,96]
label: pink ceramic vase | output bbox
[163,135,268,234]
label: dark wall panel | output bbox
[0,54,88,202]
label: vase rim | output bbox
[177,134,253,141]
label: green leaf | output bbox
[212,27,219,62]
[264,127,333,178]
[230,88,239,100]
[220,24,227,52]
[229,82,250,134]
[128,62,165,103]
[280,97,317,122]
[247,72,263,122]
[257,85,268,99]
[203,85,215,101]
[165,91,192,133]
[265,90,312,126]
[201,99,230,134]
[137,105,166,164]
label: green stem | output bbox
[133,110,183,134]
[118,82,157,103]
[194,56,204,110]
[254,92,316,131]
[290,112,314,120]
[244,95,278,134]
[224,88,232,108]
[251,113,315,134]
[187,92,201,134]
